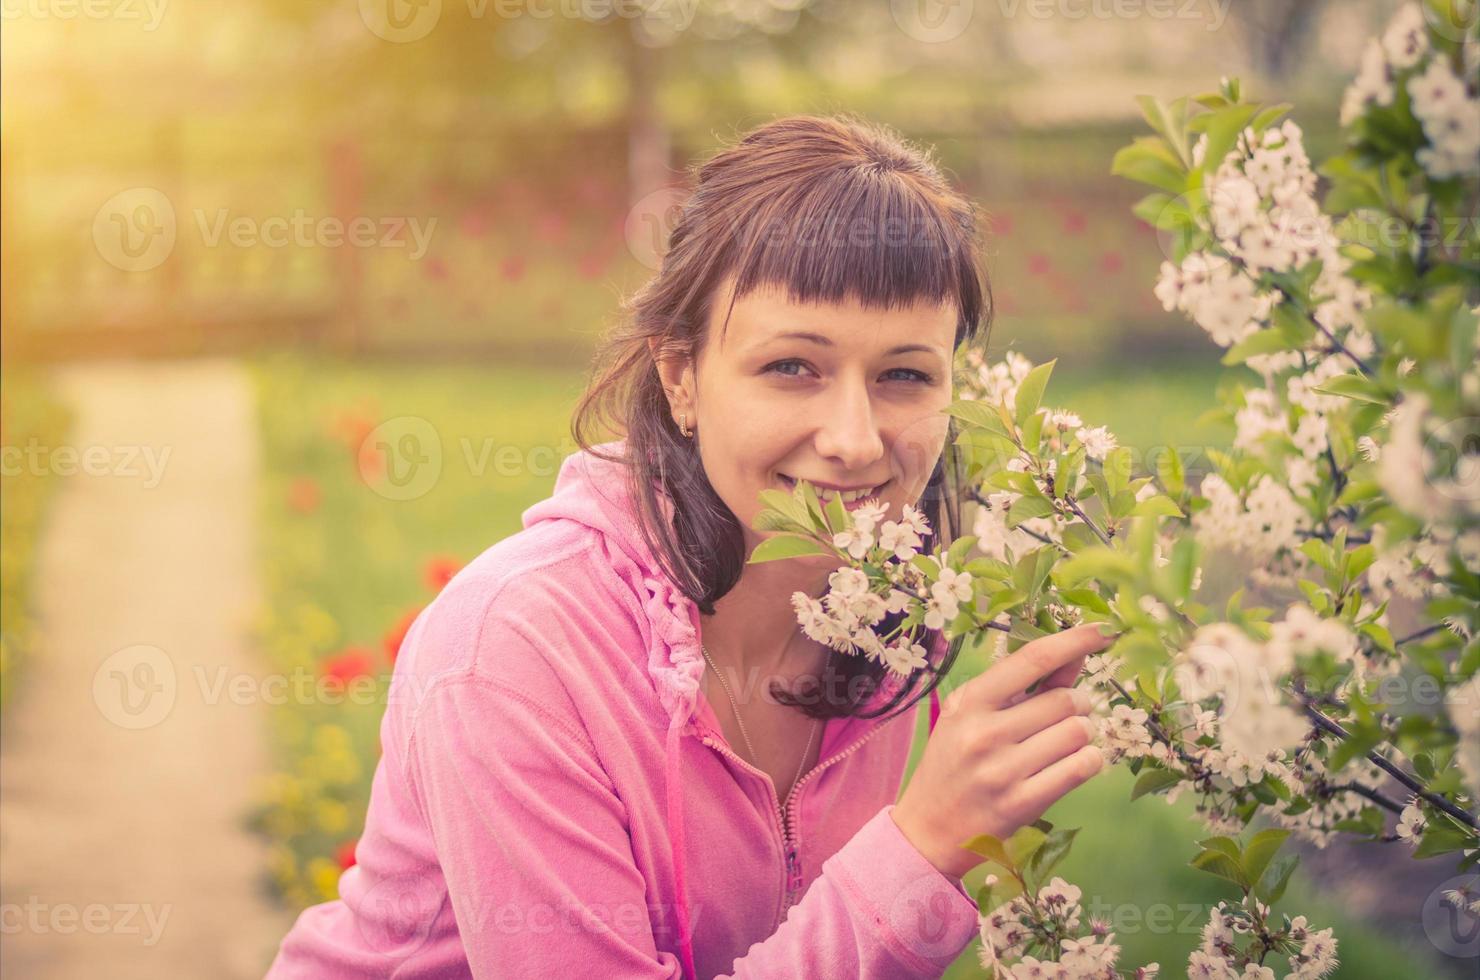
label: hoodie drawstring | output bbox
[665,722,699,979]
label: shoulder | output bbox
[390,519,648,722]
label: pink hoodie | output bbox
[265,441,980,978]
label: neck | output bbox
[698,551,835,681]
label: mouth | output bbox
[779,473,889,509]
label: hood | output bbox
[521,440,706,729]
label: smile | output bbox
[779,474,888,506]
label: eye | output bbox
[763,359,816,379]
[882,368,936,384]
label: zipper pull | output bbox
[784,844,803,902]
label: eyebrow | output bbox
[759,331,945,357]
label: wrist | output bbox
[889,804,976,880]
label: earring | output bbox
[678,412,692,438]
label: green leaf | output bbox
[824,491,848,533]
[1135,95,1192,168]
[1024,827,1080,884]
[1249,102,1293,135]
[1057,548,1137,586]
[797,479,825,528]
[1059,588,1113,615]
[757,488,814,530]
[1199,102,1262,173]
[1191,849,1248,889]
[1007,495,1055,528]
[1242,829,1291,888]
[1111,137,1188,194]
[963,834,1011,869]
[1310,373,1389,406]
[1013,360,1056,428]
[1344,543,1376,581]
[747,534,831,564]
[946,535,979,568]
[1103,447,1133,498]
[1199,836,1243,862]
[1221,328,1292,366]
[1256,854,1299,905]
[1359,620,1396,653]
[752,509,810,534]
[1131,768,1183,800]
[1130,494,1185,519]
[944,399,1011,436]
[1414,826,1477,859]
[1132,192,1188,230]
[1156,446,1186,496]
[1006,825,1048,869]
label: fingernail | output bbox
[1077,715,1096,738]
[1070,688,1093,713]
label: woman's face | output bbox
[655,274,958,566]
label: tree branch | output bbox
[1294,692,1478,830]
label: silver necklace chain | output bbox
[700,642,823,803]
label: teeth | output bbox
[818,486,878,503]
[781,476,881,503]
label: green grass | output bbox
[0,367,73,714]
[250,351,1442,975]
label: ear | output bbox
[647,336,696,420]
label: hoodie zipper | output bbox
[697,720,893,925]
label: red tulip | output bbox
[384,607,422,666]
[288,477,321,514]
[424,556,462,591]
[322,648,376,689]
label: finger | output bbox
[1007,744,1105,817]
[975,623,1116,708]
[1000,715,1096,780]
[989,686,1092,743]
[1004,650,1087,707]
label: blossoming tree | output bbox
[752,3,1478,976]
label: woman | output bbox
[265,113,1112,979]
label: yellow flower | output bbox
[316,800,349,834]
[308,857,342,902]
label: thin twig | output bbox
[1330,781,1405,816]
[1396,624,1446,646]
[1065,498,1112,546]
[1295,694,1478,830]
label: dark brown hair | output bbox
[571,112,993,722]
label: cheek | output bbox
[886,411,951,495]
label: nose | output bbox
[813,375,886,473]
